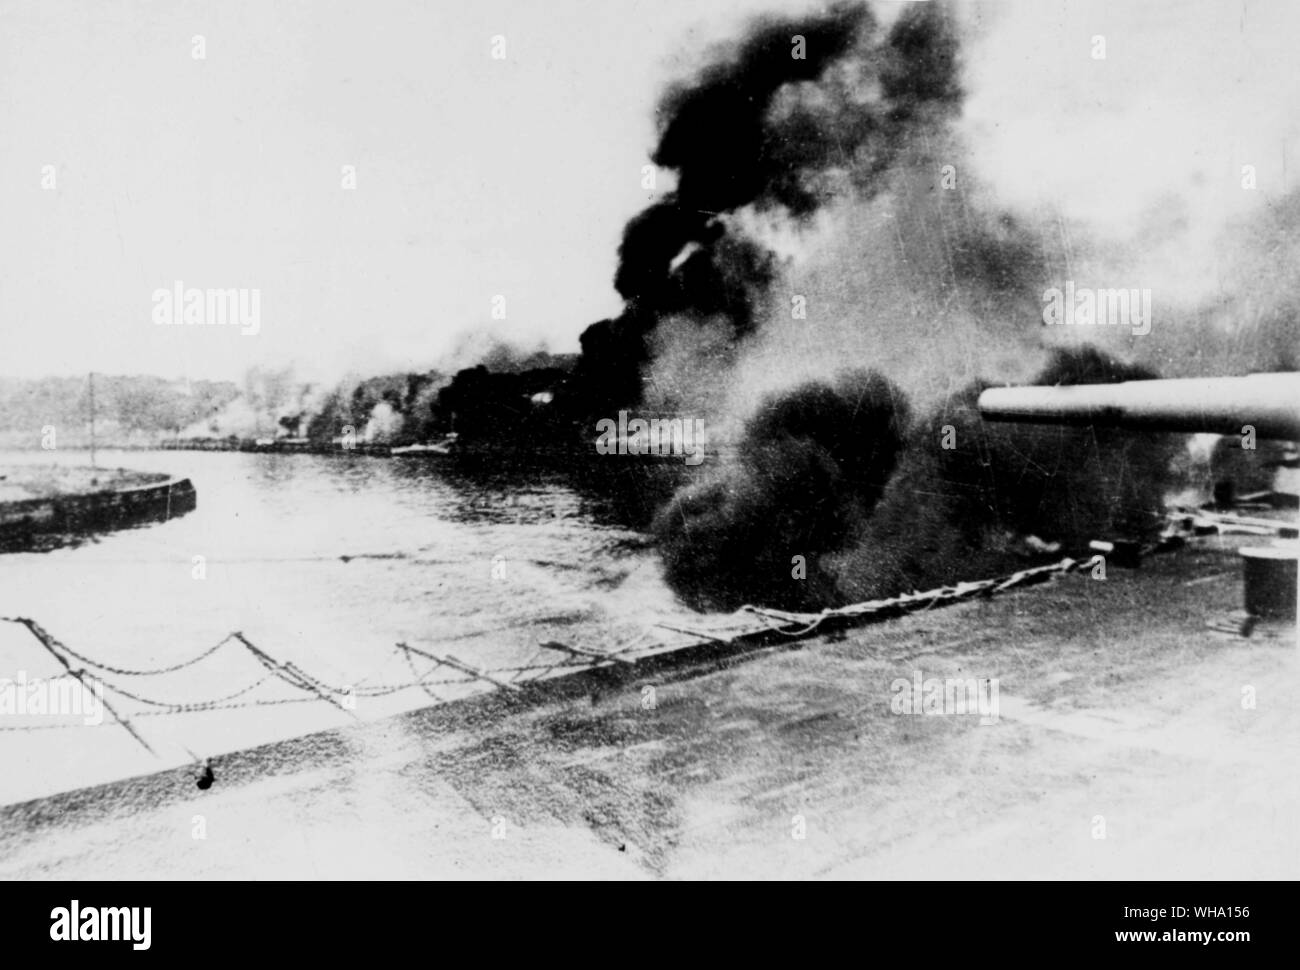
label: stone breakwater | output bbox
[0,466,195,549]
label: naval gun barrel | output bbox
[977,372,1300,440]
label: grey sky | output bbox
[1,0,788,382]
[2,0,1296,383]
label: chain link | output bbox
[1,617,233,676]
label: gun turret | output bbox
[979,371,1299,627]
[977,372,1300,441]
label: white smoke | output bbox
[362,401,404,443]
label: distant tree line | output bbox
[0,349,583,449]
[0,375,240,446]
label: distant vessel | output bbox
[253,436,313,453]
[390,433,458,457]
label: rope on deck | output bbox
[737,555,1097,638]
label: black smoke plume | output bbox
[653,369,910,611]
[655,347,1186,611]
[564,2,961,421]
[429,3,1248,617]
[830,346,1186,603]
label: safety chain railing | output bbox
[0,551,1125,754]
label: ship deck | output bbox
[1,533,1295,879]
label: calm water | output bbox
[0,449,697,692]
